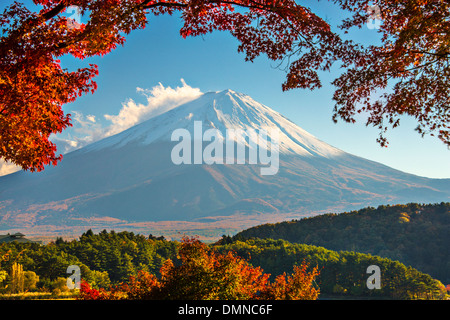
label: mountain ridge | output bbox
[232,202,450,284]
[0,89,449,237]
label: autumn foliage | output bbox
[332,0,450,147]
[2,0,449,171]
[1,0,354,171]
[78,236,320,300]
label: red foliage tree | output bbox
[1,0,354,171]
[258,263,320,300]
[78,236,320,300]
[332,0,450,147]
[153,236,272,299]
[78,280,111,300]
[4,1,446,170]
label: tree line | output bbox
[213,237,447,299]
[234,202,450,285]
[0,228,447,299]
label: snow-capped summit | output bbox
[83,89,343,158]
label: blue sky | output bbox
[2,1,450,178]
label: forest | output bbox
[213,237,446,299]
[0,219,448,300]
[234,202,450,285]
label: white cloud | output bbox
[103,79,202,137]
[50,111,105,154]
[86,115,96,123]
[0,160,21,176]
[50,79,203,154]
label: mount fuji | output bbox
[1,89,449,239]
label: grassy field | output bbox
[0,291,78,300]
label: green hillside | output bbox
[234,202,450,285]
[213,238,447,299]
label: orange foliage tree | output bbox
[332,0,450,147]
[78,236,320,300]
[4,1,444,171]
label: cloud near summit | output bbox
[53,79,203,153]
[103,79,202,137]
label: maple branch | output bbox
[0,1,67,54]
[54,1,189,51]
[408,50,450,59]
[141,1,188,9]
[54,0,318,53]
[213,0,320,47]
[399,59,442,76]
[41,1,68,21]
[143,0,320,48]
